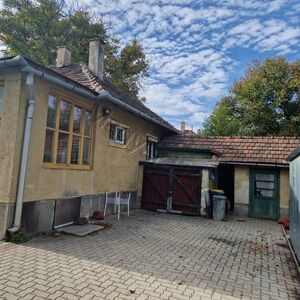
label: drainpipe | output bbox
[8,73,35,233]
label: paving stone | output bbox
[0,210,299,299]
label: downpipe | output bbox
[8,73,35,233]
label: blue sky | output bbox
[88,0,300,130]
[3,0,300,130]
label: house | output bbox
[0,39,177,239]
[1,39,299,239]
[287,147,300,261]
[141,134,300,220]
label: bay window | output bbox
[43,94,93,168]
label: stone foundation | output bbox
[0,191,138,240]
[0,203,15,240]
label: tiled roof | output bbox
[159,135,300,165]
[50,63,175,131]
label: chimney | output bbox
[180,121,185,132]
[89,38,104,80]
[56,46,72,67]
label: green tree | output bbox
[202,97,242,136]
[203,57,300,136]
[0,0,149,101]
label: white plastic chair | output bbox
[104,192,131,220]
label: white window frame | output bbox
[109,123,126,145]
[115,126,125,144]
[146,135,158,159]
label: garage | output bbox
[141,158,217,216]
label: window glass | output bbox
[109,124,116,140]
[0,84,4,117]
[83,138,91,165]
[59,100,71,131]
[255,172,275,198]
[116,127,124,143]
[47,95,57,128]
[71,136,81,164]
[73,106,82,134]
[85,111,92,136]
[146,141,156,159]
[255,173,275,182]
[43,130,55,162]
[57,133,69,164]
[43,95,93,167]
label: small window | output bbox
[109,123,126,144]
[43,94,93,168]
[0,83,4,120]
[146,138,157,160]
[254,173,275,198]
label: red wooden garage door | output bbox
[142,167,169,211]
[142,166,202,215]
[172,168,201,215]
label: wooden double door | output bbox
[142,166,202,215]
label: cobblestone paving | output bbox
[0,210,299,300]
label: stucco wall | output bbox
[0,72,23,204]
[280,168,289,208]
[4,74,166,205]
[234,166,250,205]
[234,166,290,210]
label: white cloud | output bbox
[90,0,299,127]
[3,0,297,127]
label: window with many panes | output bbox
[109,123,126,144]
[0,83,4,121]
[43,94,93,168]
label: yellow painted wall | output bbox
[234,166,250,204]
[234,166,290,208]
[2,73,166,204]
[280,168,289,208]
[0,72,23,204]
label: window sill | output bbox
[42,163,92,171]
[108,140,126,149]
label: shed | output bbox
[145,135,300,220]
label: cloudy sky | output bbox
[92,0,300,130]
[4,0,300,130]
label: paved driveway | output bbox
[0,210,299,300]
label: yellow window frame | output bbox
[42,92,95,170]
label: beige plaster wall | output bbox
[234,166,250,204]
[0,71,23,204]
[3,75,165,204]
[280,168,289,208]
[234,166,290,208]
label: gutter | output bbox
[8,73,35,233]
[219,161,289,168]
[96,91,178,133]
[1,56,178,133]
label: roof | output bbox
[158,135,300,166]
[287,146,300,161]
[140,157,218,168]
[0,56,176,133]
[49,63,175,131]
